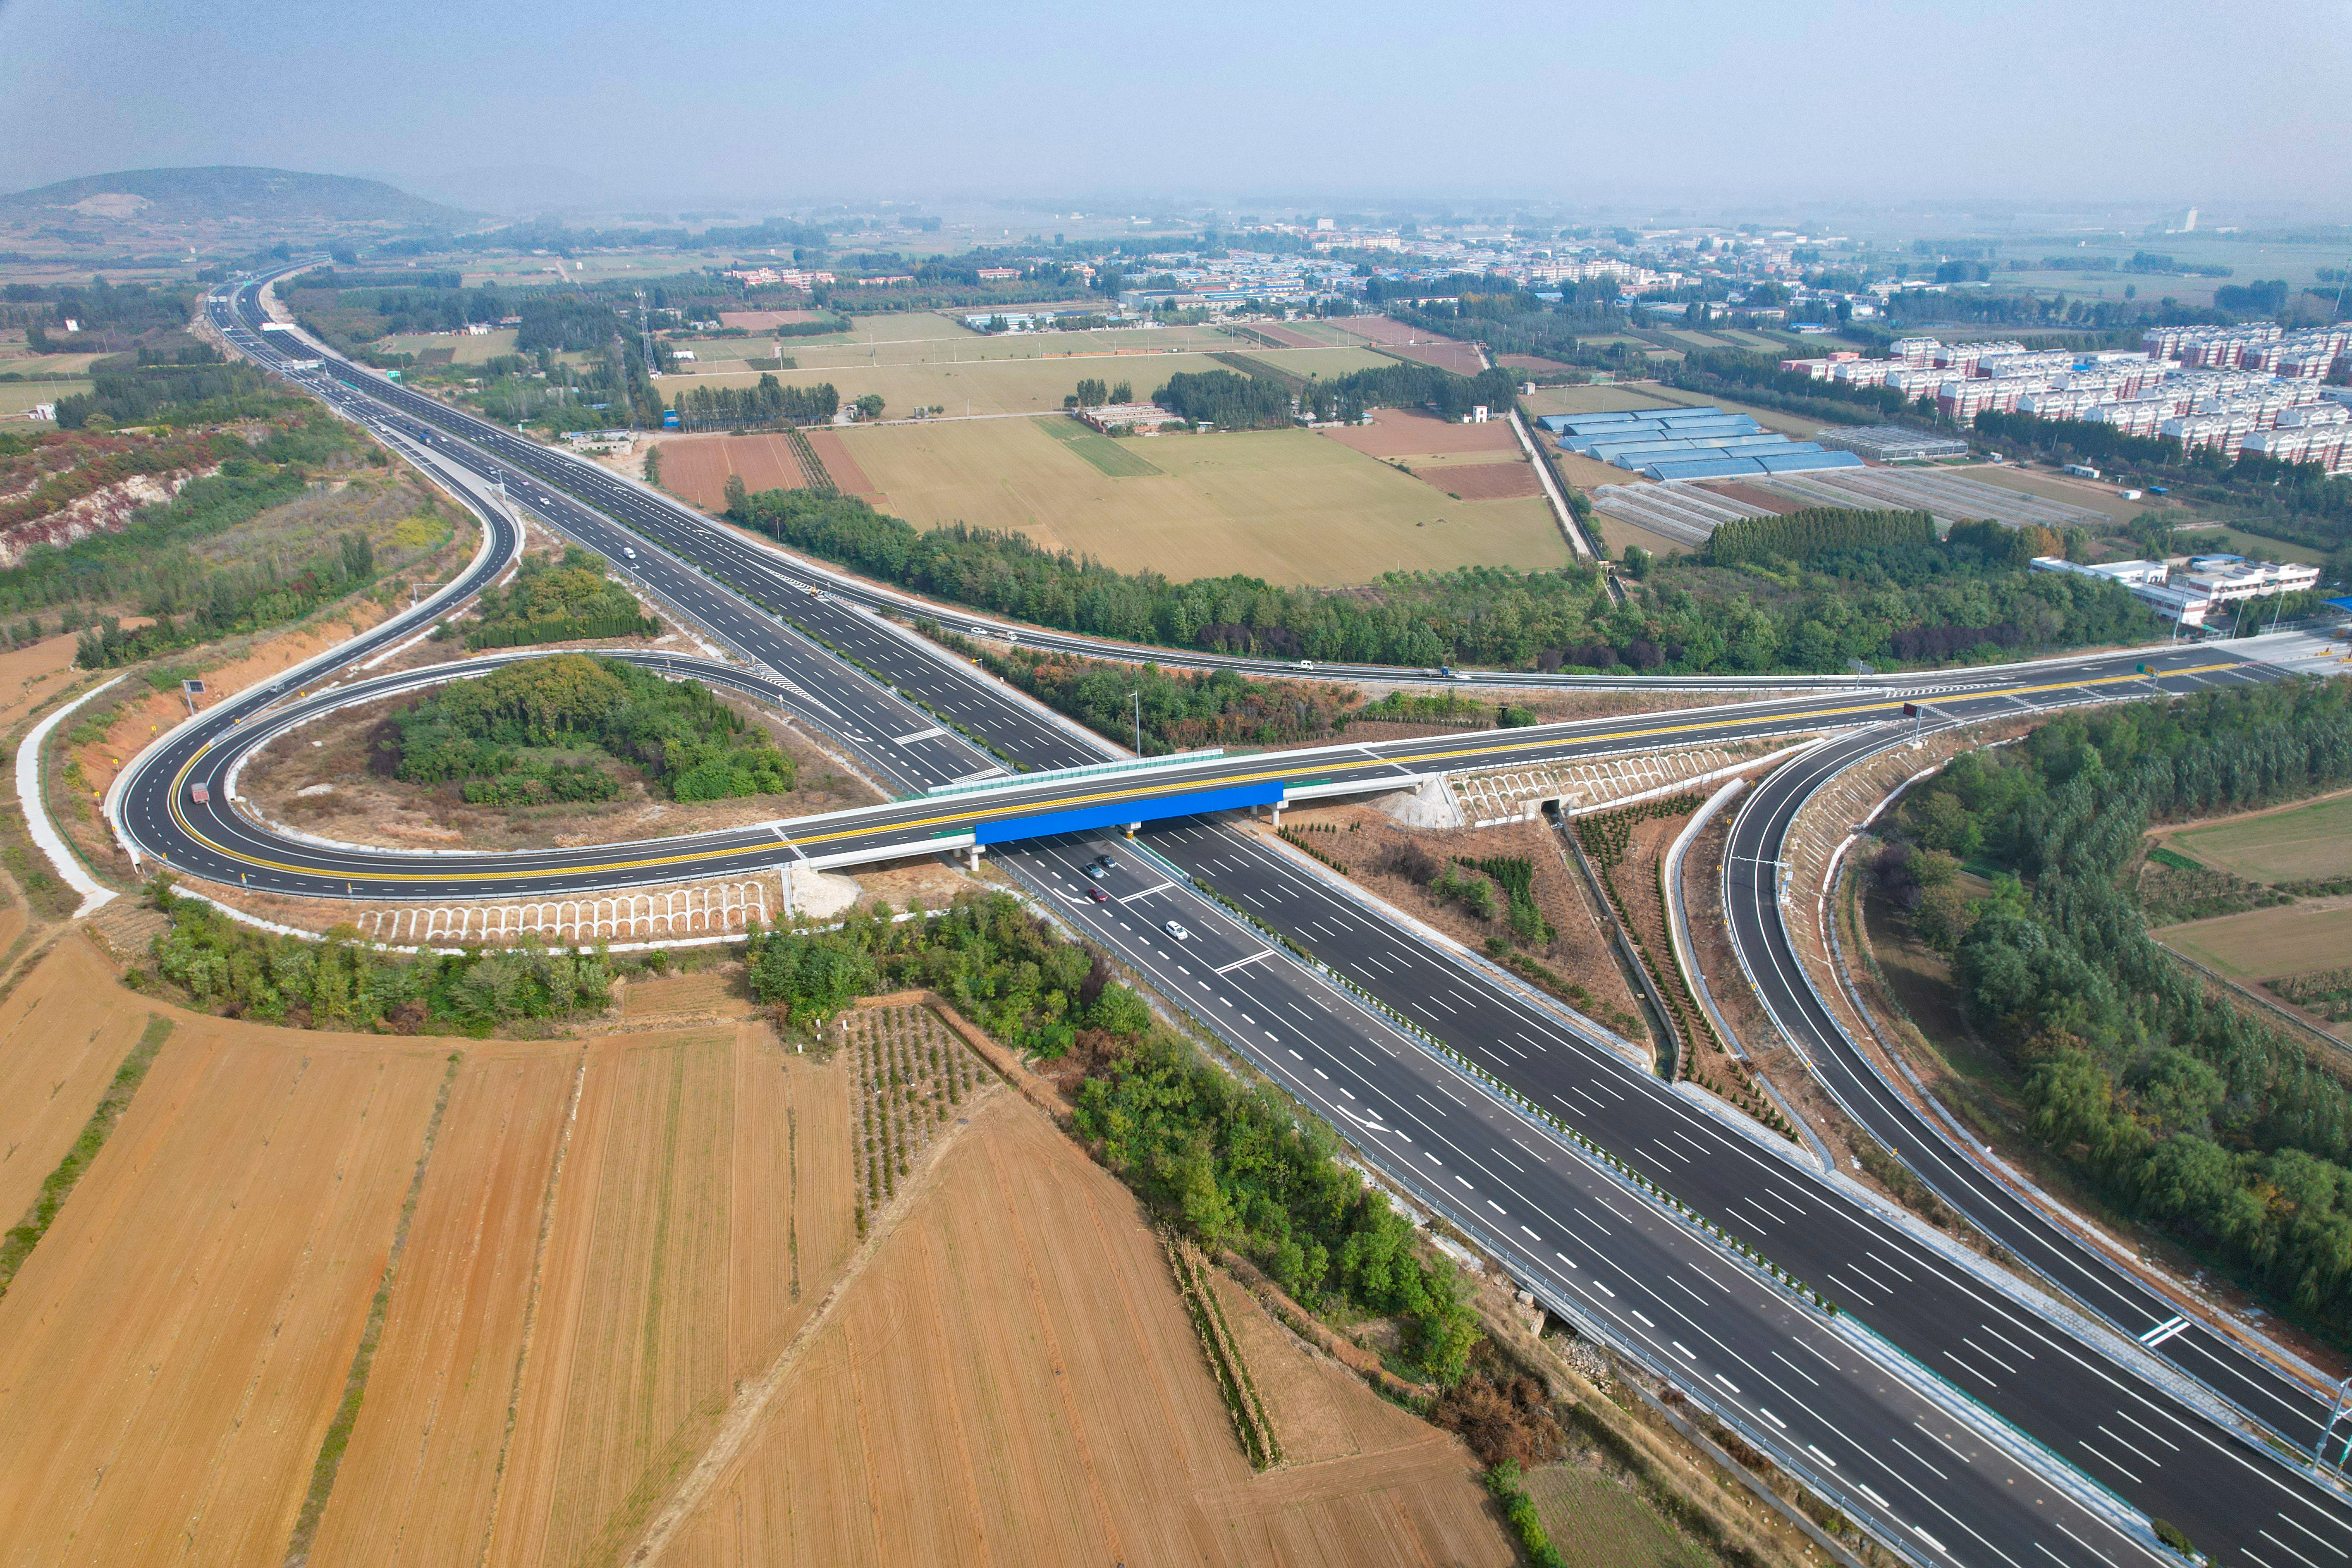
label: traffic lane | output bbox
[1143,817,2352,1559]
[1723,718,2337,1455]
[1000,833,2169,1568]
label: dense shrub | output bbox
[382,652,793,802]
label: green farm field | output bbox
[0,378,82,417]
[0,350,109,377]
[2169,790,2352,883]
[836,416,1568,584]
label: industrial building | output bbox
[2030,553,2320,629]
[1535,406,1863,480]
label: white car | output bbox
[1162,920,1191,941]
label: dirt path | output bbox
[624,1078,1007,1565]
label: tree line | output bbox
[144,879,615,1033]
[667,372,839,431]
[730,486,2156,676]
[1884,681,2352,1342]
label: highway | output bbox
[220,263,2213,703]
[1722,709,2352,1485]
[178,270,2352,1565]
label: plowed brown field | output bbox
[652,1093,1507,1568]
[654,435,806,511]
[804,429,877,498]
[0,1002,448,1566]
[1424,461,1542,500]
[1321,406,1519,458]
[0,937,134,1225]
[1329,316,1487,376]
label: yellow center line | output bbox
[155,663,2236,889]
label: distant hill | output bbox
[0,167,479,225]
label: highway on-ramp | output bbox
[176,270,2352,1566]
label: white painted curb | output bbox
[18,676,127,917]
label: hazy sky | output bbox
[2,0,2347,213]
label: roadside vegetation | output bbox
[923,624,1360,753]
[1873,679,2352,1341]
[139,875,616,1033]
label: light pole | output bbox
[1127,690,1141,756]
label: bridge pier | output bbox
[966,844,984,873]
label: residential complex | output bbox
[1784,325,2352,473]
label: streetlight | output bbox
[1127,690,1141,756]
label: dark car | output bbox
[1094,853,1116,870]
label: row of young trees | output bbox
[1886,681,2352,1340]
[667,373,839,431]
[741,891,1481,1384]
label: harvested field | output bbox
[1498,352,1574,371]
[301,1020,860,1568]
[838,418,1566,585]
[2157,903,2352,982]
[650,1090,1508,1568]
[1706,480,1804,515]
[471,1023,859,1568]
[0,628,91,732]
[1522,385,1681,420]
[660,350,1243,422]
[0,996,450,1566]
[2167,789,2352,884]
[1320,405,1520,459]
[653,433,805,510]
[0,937,153,1230]
[299,1046,581,1568]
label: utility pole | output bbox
[1127,689,1141,756]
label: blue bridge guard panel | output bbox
[973,780,1283,846]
